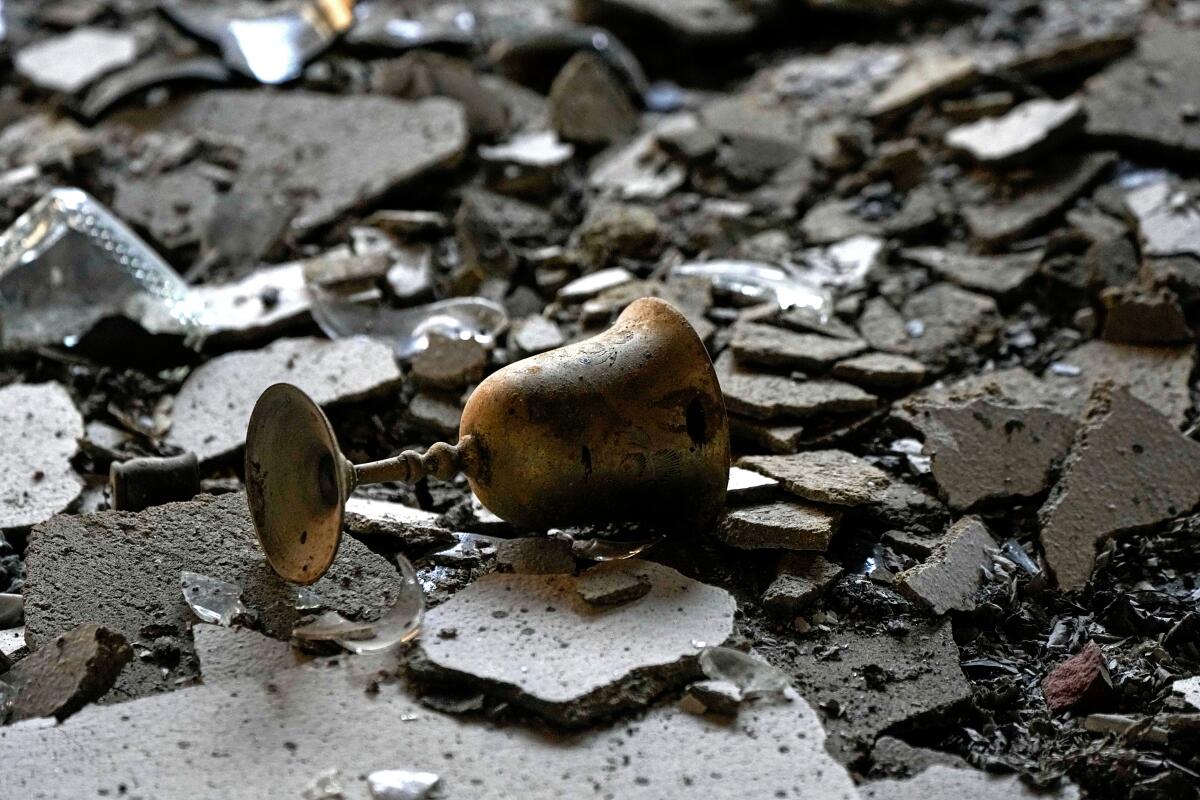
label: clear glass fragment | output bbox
[670,260,831,314]
[565,534,662,562]
[479,131,574,168]
[348,2,478,50]
[367,769,440,800]
[162,0,354,85]
[1001,538,1040,575]
[292,556,425,654]
[698,647,792,699]
[181,571,248,627]
[430,533,502,566]
[302,768,345,800]
[0,188,205,351]
[889,437,930,475]
[292,610,377,641]
[295,587,326,612]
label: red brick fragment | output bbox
[1041,641,1113,712]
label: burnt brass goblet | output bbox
[245,297,730,584]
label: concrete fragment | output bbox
[739,450,891,507]
[408,392,462,439]
[912,399,1076,510]
[111,165,219,251]
[0,382,84,530]
[900,247,1042,296]
[343,497,456,555]
[576,561,652,606]
[5,623,132,722]
[868,48,977,119]
[548,52,638,146]
[717,352,878,420]
[727,466,779,503]
[167,337,401,462]
[801,185,944,244]
[576,0,759,45]
[1124,180,1200,260]
[412,560,735,726]
[191,624,299,684]
[717,501,841,551]
[192,262,311,344]
[1040,385,1200,591]
[0,593,21,627]
[1100,284,1191,344]
[1043,339,1195,426]
[410,335,487,389]
[23,493,398,701]
[1172,676,1200,711]
[508,315,565,358]
[862,765,1080,800]
[832,352,927,389]
[945,98,1083,164]
[858,296,914,355]
[761,553,841,617]
[732,322,867,370]
[869,736,969,777]
[1041,641,1113,712]
[494,537,575,574]
[901,283,1002,370]
[15,27,137,93]
[682,679,742,716]
[895,517,995,614]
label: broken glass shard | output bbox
[479,131,575,168]
[699,647,792,699]
[79,54,231,120]
[302,768,345,800]
[181,571,248,627]
[430,533,502,567]
[347,1,478,51]
[295,586,325,612]
[309,289,508,360]
[162,0,354,85]
[566,535,662,562]
[1002,538,1040,575]
[0,679,12,720]
[367,769,440,800]
[670,260,831,314]
[292,610,377,641]
[293,556,424,654]
[0,188,206,352]
[796,236,883,293]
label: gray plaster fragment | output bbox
[832,352,927,389]
[576,561,653,606]
[495,537,576,574]
[167,337,402,462]
[192,262,311,344]
[343,497,456,556]
[15,27,137,93]
[945,98,1083,164]
[5,622,132,722]
[895,517,996,614]
[192,623,299,684]
[0,382,84,530]
[727,466,779,503]
[901,283,1002,371]
[761,553,841,617]
[549,52,639,146]
[732,322,867,370]
[1124,180,1200,260]
[739,450,891,507]
[411,560,735,726]
[868,48,977,119]
[717,501,841,551]
[900,247,1042,296]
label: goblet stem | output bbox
[352,435,478,487]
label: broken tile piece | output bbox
[912,399,1076,511]
[1040,384,1200,591]
[576,561,653,606]
[832,352,927,389]
[732,322,867,370]
[1042,641,1113,712]
[167,337,402,462]
[862,765,1080,800]
[15,27,138,94]
[895,517,995,615]
[1043,339,1195,426]
[945,98,1083,164]
[5,623,132,722]
[0,382,84,530]
[900,247,1042,296]
[412,560,734,726]
[549,52,639,146]
[761,553,841,617]
[717,500,841,551]
[739,450,891,507]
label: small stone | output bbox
[901,283,1002,371]
[576,561,653,606]
[732,322,867,371]
[343,497,456,556]
[495,537,576,575]
[548,52,639,146]
[167,337,402,463]
[895,517,996,615]
[1043,339,1195,426]
[15,27,138,93]
[557,268,636,303]
[0,383,84,531]
[5,623,132,722]
[508,315,565,359]
[1100,284,1191,344]
[868,48,978,119]
[727,466,779,503]
[900,247,1042,297]
[912,399,1076,511]
[1040,384,1200,591]
[832,352,927,389]
[410,335,488,390]
[1124,180,1200,260]
[858,297,914,355]
[739,450,891,507]
[412,560,735,726]
[945,98,1084,164]
[761,553,841,617]
[862,764,1080,800]
[1041,641,1113,712]
[682,679,743,716]
[573,204,661,268]
[717,500,841,551]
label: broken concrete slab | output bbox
[410,335,487,390]
[548,52,639,146]
[895,517,995,615]
[726,466,779,503]
[832,352,927,389]
[900,247,1042,297]
[761,553,842,618]
[0,382,84,531]
[716,500,841,551]
[1100,284,1191,344]
[576,561,653,606]
[718,355,878,420]
[4,622,132,722]
[15,27,138,94]
[911,398,1076,511]
[191,623,300,684]
[1040,384,1200,591]
[494,537,576,574]
[192,262,311,345]
[111,164,219,252]
[412,560,735,726]
[945,98,1084,165]
[739,450,891,507]
[114,92,467,235]
[868,47,976,119]
[731,322,867,371]
[343,497,456,556]
[1042,339,1195,426]
[900,283,1002,370]
[166,337,402,462]
[1083,26,1200,160]
[862,765,1080,800]
[1,636,859,799]
[1041,641,1113,712]
[22,493,399,702]
[1124,180,1200,260]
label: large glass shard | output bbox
[0,188,205,352]
[670,260,831,314]
[698,647,792,699]
[161,0,355,85]
[181,571,248,627]
[368,770,440,800]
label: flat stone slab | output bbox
[726,466,779,503]
[412,560,735,726]
[862,765,1080,800]
[895,517,996,615]
[0,382,84,530]
[739,450,891,507]
[23,493,399,702]
[167,337,402,462]
[868,47,977,118]
[1125,180,1200,260]
[0,631,858,800]
[1043,339,1195,426]
[901,283,1002,370]
[832,352,927,389]
[731,322,866,371]
[1040,385,1200,591]
[5,622,132,722]
[761,553,841,617]
[900,247,1042,296]
[722,373,878,420]
[945,98,1083,164]
[115,91,467,234]
[343,496,455,555]
[717,501,841,551]
[912,398,1076,510]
